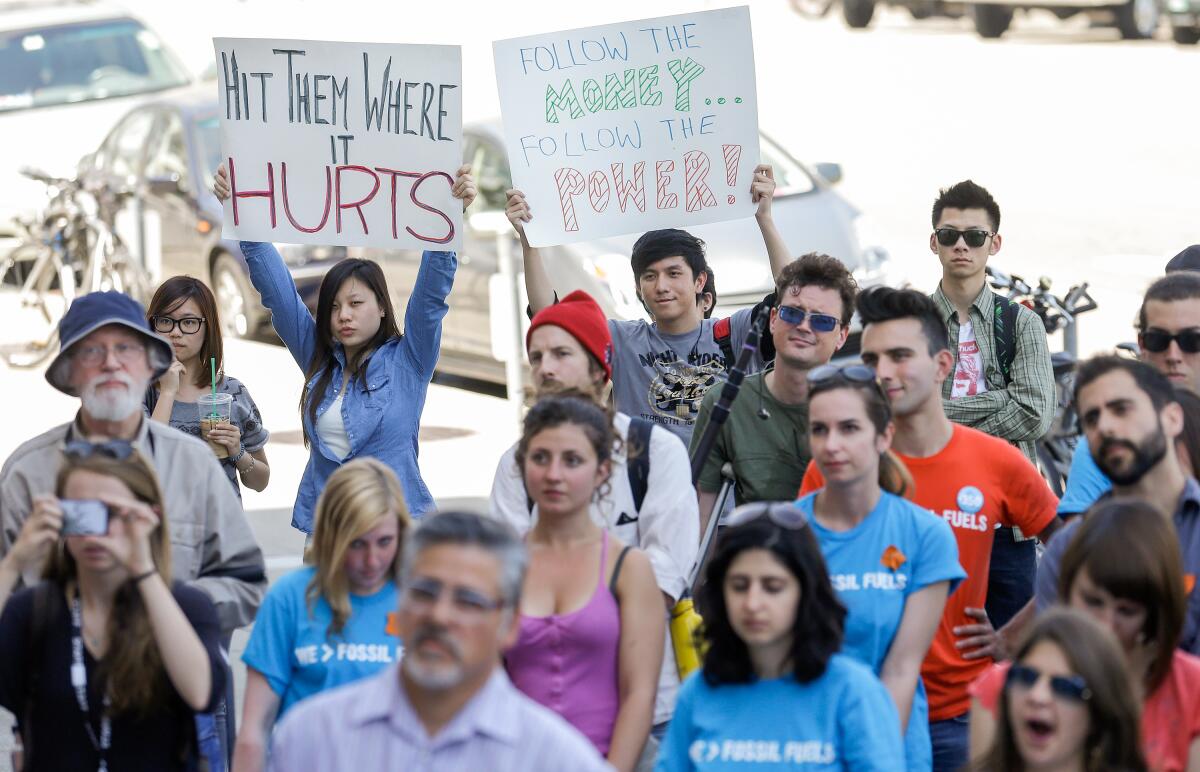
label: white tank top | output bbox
[315,392,351,460]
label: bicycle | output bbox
[0,168,149,369]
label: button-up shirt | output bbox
[267,664,612,772]
[932,282,1055,463]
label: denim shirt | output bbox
[240,241,456,529]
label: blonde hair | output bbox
[48,451,173,716]
[305,458,410,635]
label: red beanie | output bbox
[526,290,613,381]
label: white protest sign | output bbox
[492,7,758,248]
[214,37,463,250]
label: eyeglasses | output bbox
[724,501,809,530]
[72,341,145,367]
[1141,328,1200,354]
[63,439,135,461]
[934,227,994,248]
[776,305,840,333]
[402,577,506,617]
[1006,664,1092,703]
[152,316,205,335]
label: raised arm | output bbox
[751,164,790,281]
[0,496,61,608]
[506,189,556,313]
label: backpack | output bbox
[992,294,1020,386]
[526,416,654,522]
[714,292,777,373]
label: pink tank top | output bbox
[506,531,624,755]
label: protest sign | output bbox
[214,37,463,250]
[492,6,758,247]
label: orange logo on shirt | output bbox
[881,546,907,571]
[386,612,400,637]
[1186,574,1196,596]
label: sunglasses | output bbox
[1006,664,1091,703]
[724,501,809,530]
[152,316,205,335]
[63,440,135,461]
[934,227,994,248]
[1141,328,1200,354]
[807,364,877,387]
[776,305,840,333]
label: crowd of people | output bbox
[0,154,1196,772]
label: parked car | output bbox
[967,0,1160,39]
[80,92,902,384]
[0,0,193,259]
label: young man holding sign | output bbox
[506,165,790,447]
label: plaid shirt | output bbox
[932,282,1055,464]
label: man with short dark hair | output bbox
[1058,271,1200,515]
[799,286,1060,772]
[1035,356,1200,654]
[690,253,856,532]
[266,512,608,772]
[507,165,790,445]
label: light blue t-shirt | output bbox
[1056,436,1112,515]
[797,492,965,772]
[241,566,403,717]
[656,656,904,771]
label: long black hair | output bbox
[698,513,845,686]
[300,258,400,445]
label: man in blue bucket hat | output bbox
[0,291,267,766]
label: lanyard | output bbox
[69,592,111,772]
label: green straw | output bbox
[210,357,218,419]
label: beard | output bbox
[1095,427,1169,486]
[400,625,466,691]
[80,372,145,422]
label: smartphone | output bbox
[60,499,109,536]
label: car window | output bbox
[465,138,512,212]
[144,111,190,191]
[0,17,189,113]
[759,133,815,195]
[101,109,155,182]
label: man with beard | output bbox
[0,292,266,632]
[266,511,608,772]
[1035,356,1200,655]
[1059,270,1200,515]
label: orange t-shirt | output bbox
[969,651,1200,772]
[799,423,1058,720]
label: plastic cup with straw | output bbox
[197,358,233,458]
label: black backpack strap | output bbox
[713,292,777,372]
[608,545,633,596]
[993,294,1019,386]
[625,418,654,515]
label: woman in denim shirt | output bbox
[213,164,476,531]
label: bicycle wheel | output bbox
[102,239,150,304]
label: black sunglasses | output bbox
[724,501,809,530]
[807,364,877,387]
[1006,664,1091,703]
[934,227,994,248]
[777,305,840,333]
[1141,328,1200,354]
[63,440,135,461]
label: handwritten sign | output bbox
[214,37,463,250]
[492,7,758,248]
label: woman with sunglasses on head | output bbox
[970,607,1146,772]
[657,501,904,771]
[0,450,224,771]
[506,393,665,772]
[212,164,476,531]
[145,275,271,498]
[232,458,409,772]
[793,364,964,771]
[970,499,1200,771]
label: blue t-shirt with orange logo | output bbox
[242,566,403,717]
[796,491,965,772]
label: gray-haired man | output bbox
[268,512,609,772]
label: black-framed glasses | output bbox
[724,501,809,530]
[1141,328,1200,354]
[1006,664,1092,703]
[934,227,994,248]
[152,316,205,335]
[776,305,840,333]
[63,440,135,461]
[402,576,506,617]
[72,342,145,367]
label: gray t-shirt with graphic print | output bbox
[608,308,763,445]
